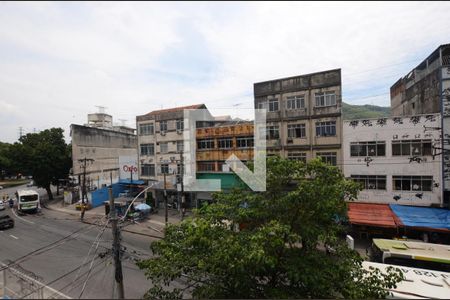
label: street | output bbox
[0,185,162,299]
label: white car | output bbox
[0,186,3,190]
[0,200,5,211]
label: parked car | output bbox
[0,200,5,211]
[0,213,14,229]
[0,185,3,190]
[26,181,34,187]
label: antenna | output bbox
[95,106,107,114]
[118,119,127,126]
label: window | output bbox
[139,123,154,135]
[287,124,306,138]
[317,152,337,166]
[141,164,155,177]
[176,119,184,131]
[316,121,336,137]
[350,141,386,157]
[160,164,169,174]
[350,175,387,190]
[140,144,154,156]
[177,163,182,175]
[393,176,433,191]
[177,141,183,153]
[237,137,254,148]
[198,162,215,172]
[286,96,305,110]
[198,139,214,149]
[315,91,336,107]
[392,140,432,156]
[218,138,233,149]
[287,152,306,162]
[268,98,279,112]
[160,121,167,132]
[257,101,267,109]
[160,142,168,154]
[267,125,280,139]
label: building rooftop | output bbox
[142,104,206,116]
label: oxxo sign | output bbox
[122,165,138,173]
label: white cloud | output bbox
[1,1,450,142]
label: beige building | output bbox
[136,104,208,187]
[253,69,343,166]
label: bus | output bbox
[369,238,450,272]
[16,190,40,213]
[363,261,450,299]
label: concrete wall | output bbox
[343,114,442,207]
[71,124,137,188]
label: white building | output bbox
[343,113,443,207]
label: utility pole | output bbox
[179,152,185,220]
[163,171,168,226]
[109,187,125,299]
[78,157,95,205]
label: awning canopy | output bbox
[389,204,450,232]
[348,202,400,228]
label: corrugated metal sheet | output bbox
[347,202,401,228]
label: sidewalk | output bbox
[45,199,190,238]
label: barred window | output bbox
[287,124,306,138]
[350,141,386,157]
[267,126,280,139]
[393,176,433,191]
[198,139,214,149]
[160,121,168,132]
[392,140,432,156]
[141,164,155,177]
[287,152,306,162]
[139,123,154,135]
[176,119,184,131]
[140,144,154,156]
[218,138,233,149]
[160,164,169,174]
[316,121,336,137]
[160,142,168,154]
[237,137,254,148]
[286,96,305,110]
[351,175,387,190]
[176,141,184,153]
[317,152,337,166]
[268,98,279,112]
[315,91,336,107]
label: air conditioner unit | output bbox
[160,131,166,136]
[177,129,182,134]
[170,156,176,162]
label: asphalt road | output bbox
[0,185,165,299]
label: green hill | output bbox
[342,102,390,120]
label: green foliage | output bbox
[343,102,390,120]
[138,157,403,299]
[8,128,71,200]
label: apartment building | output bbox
[390,43,450,207]
[343,114,442,207]
[253,69,342,167]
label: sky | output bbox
[1,1,450,143]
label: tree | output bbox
[0,142,13,180]
[9,128,71,200]
[137,157,403,299]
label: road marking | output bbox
[11,208,35,224]
[9,234,18,239]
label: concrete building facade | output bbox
[136,104,208,189]
[343,114,442,207]
[71,124,137,190]
[253,69,343,166]
[390,43,450,207]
